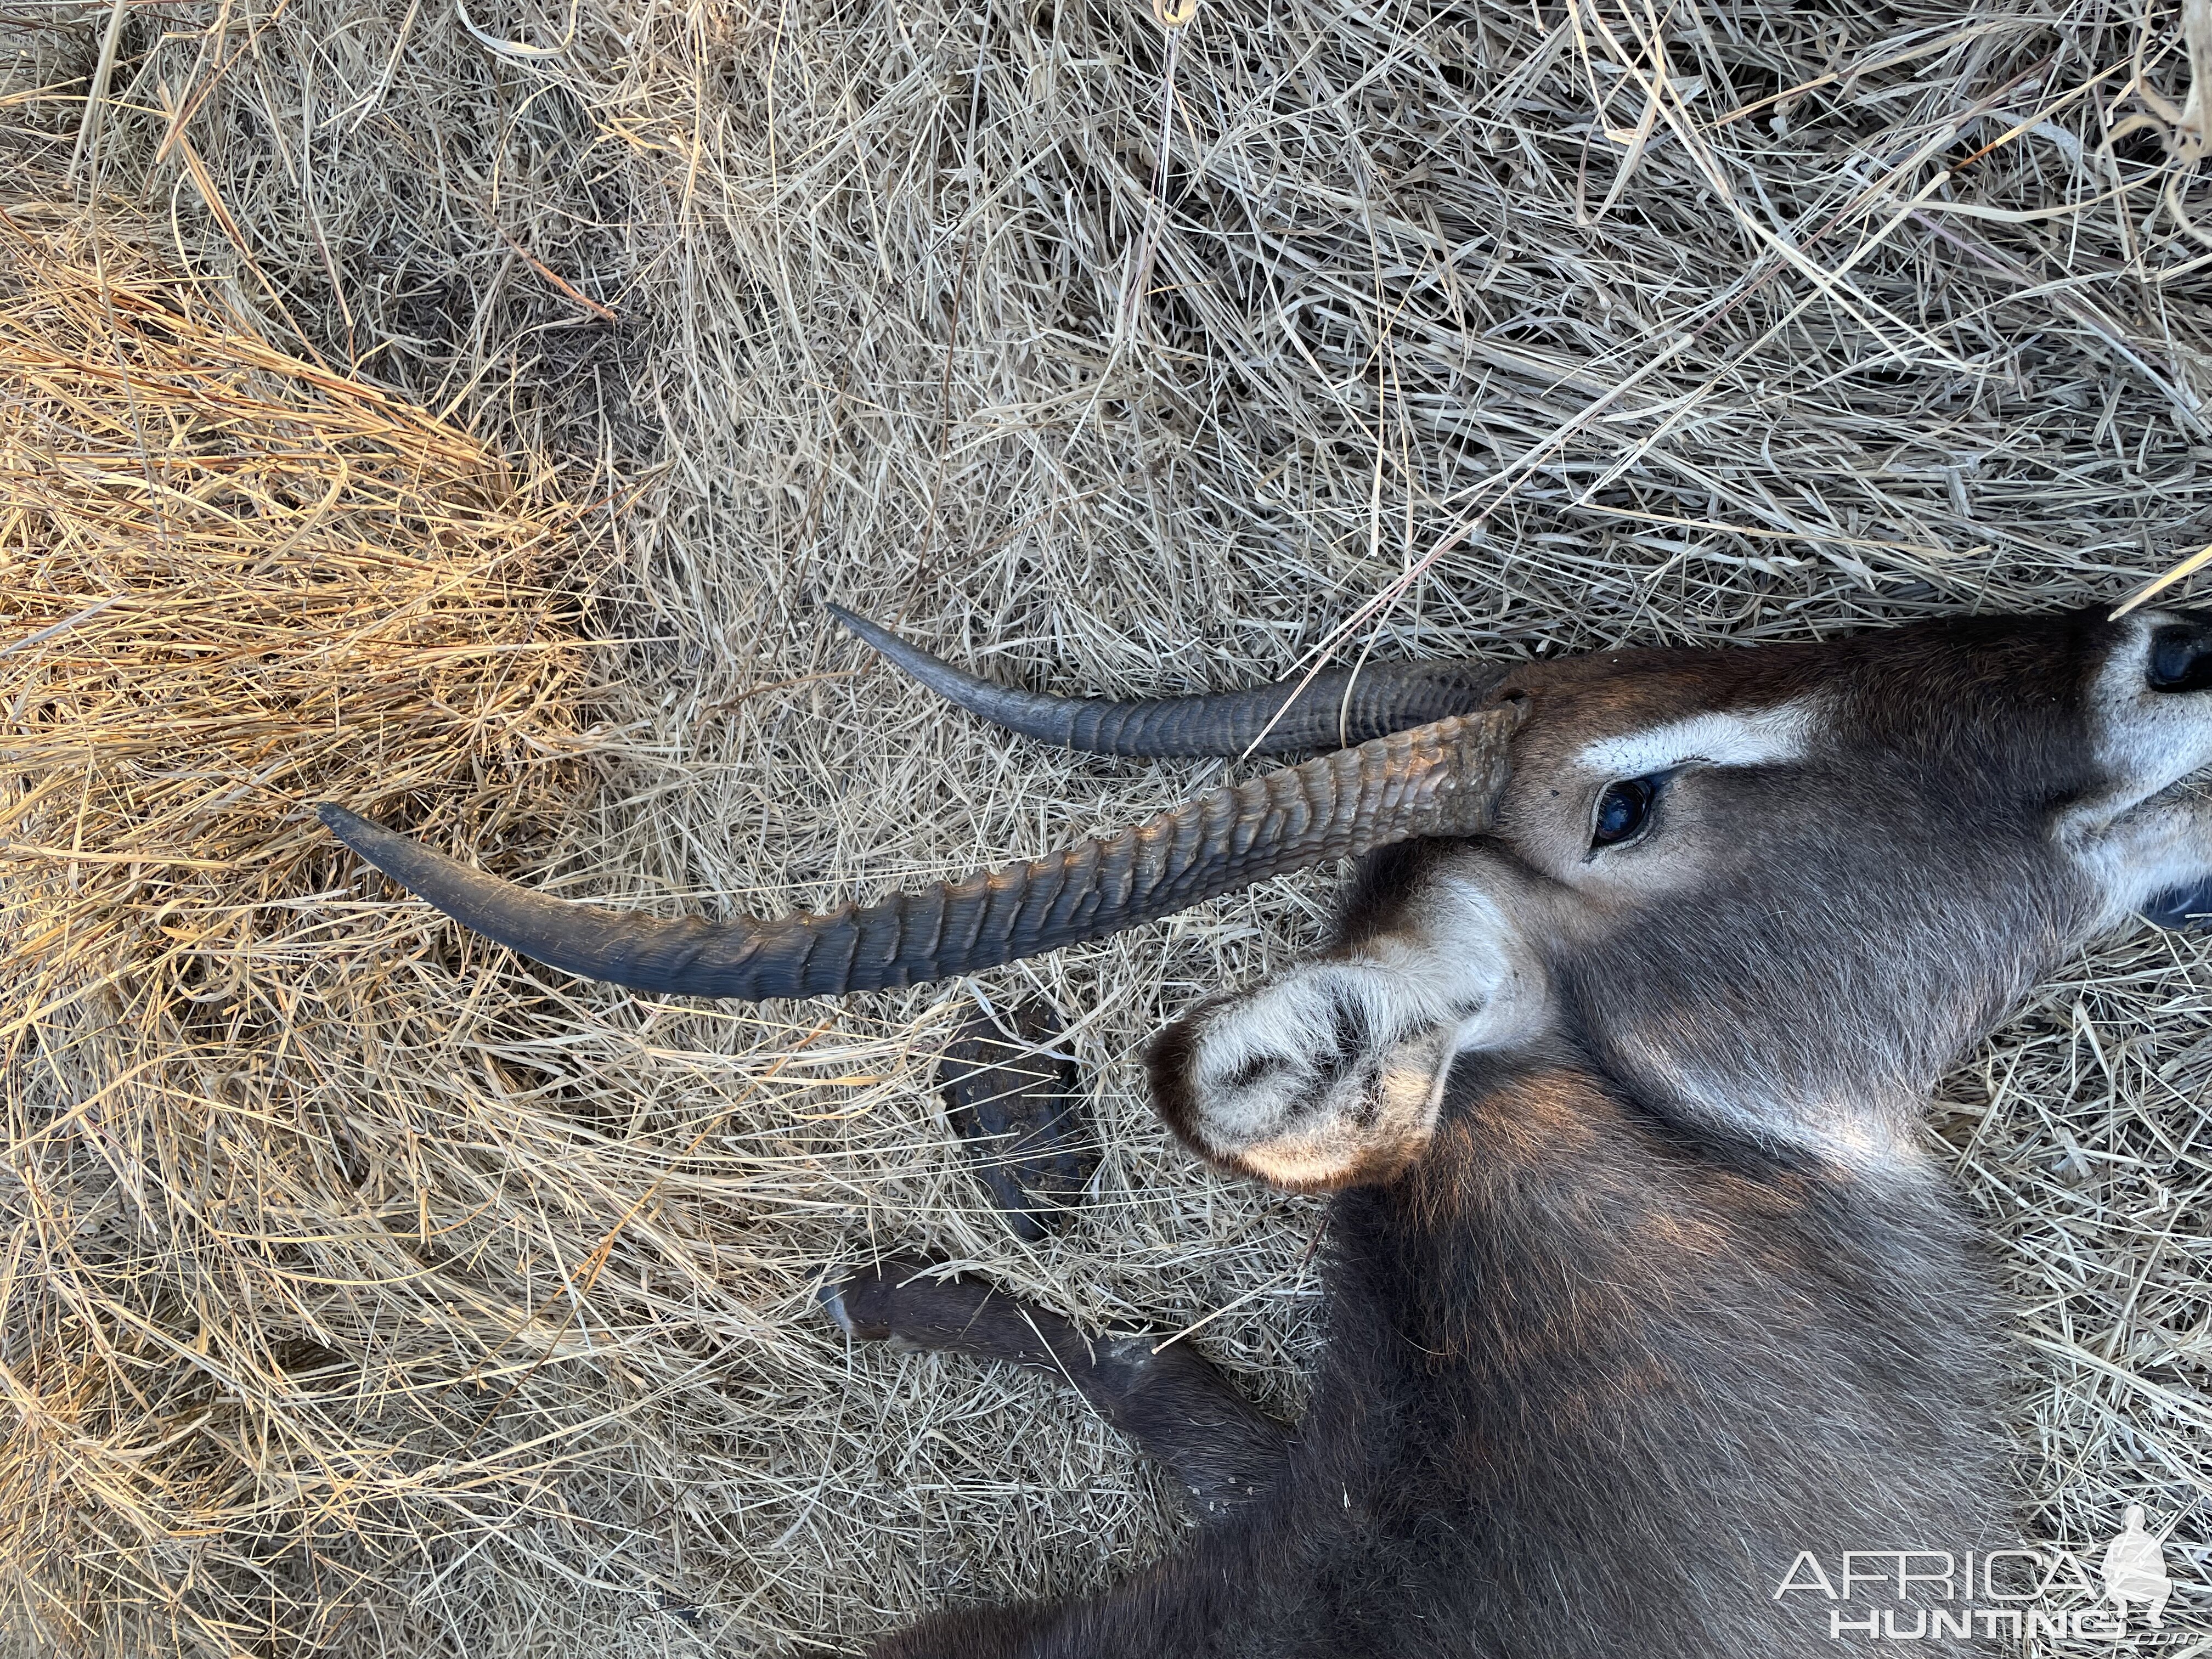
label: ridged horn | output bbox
[315,706,1519,1000]
[826,605,1505,757]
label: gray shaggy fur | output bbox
[844,607,2212,1657]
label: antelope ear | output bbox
[1146,929,1536,1192]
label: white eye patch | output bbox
[1575,698,1822,778]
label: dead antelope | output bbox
[317,606,2212,1656]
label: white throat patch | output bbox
[1576,698,1822,778]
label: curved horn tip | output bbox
[822,602,928,662]
[316,801,407,865]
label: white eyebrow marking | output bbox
[1576,698,1822,778]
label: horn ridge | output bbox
[314,706,1517,1001]
[825,605,1502,757]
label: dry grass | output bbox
[0,207,617,1652]
[7,0,2212,1651]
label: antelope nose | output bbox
[2147,616,2212,693]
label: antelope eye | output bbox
[1591,776,1660,848]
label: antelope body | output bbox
[318,607,2212,1656]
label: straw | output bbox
[9,0,2212,1644]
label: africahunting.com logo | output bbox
[1773,1507,2201,1645]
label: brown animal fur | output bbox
[832,608,2212,1657]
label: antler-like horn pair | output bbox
[317,616,1520,999]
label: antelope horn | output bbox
[826,606,1505,757]
[315,706,1520,1000]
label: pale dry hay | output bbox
[8,0,2212,1651]
[0,212,623,1650]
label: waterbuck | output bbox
[316,605,2212,1656]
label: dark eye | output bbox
[1592,776,1660,848]
[2148,624,2212,693]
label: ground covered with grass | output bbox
[7,0,2212,1650]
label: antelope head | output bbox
[319,607,2212,1186]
